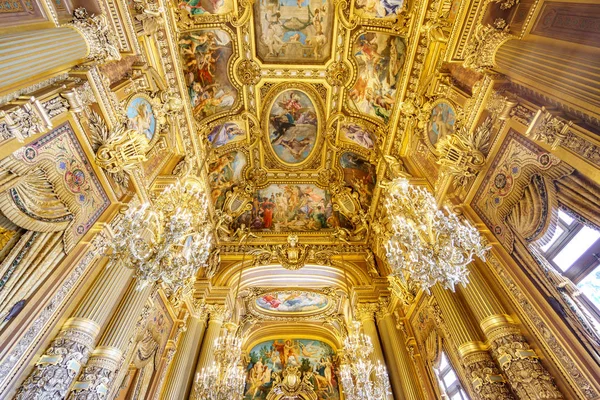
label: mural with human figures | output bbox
[245,339,339,400]
[208,150,246,209]
[354,0,406,18]
[178,29,237,119]
[208,121,246,147]
[254,0,334,63]
[268,89,319,164]
[340,152,377,209]
[349,33,406,123]
[256,291,329,313]
[235,184,347,232]
[177,0,233,15]
[339,122,376,150]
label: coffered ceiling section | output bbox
[170,0,421,244]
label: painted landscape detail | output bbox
[208,121,246,147]
[340,152,376,209]
[354,0,405,18]
[255,0,333,63]
[126,96,156,141]
[268,90,318,164]
[427,102,456,146]
[340,122,375,149]
[256,291,329,313]
[208,150,246,209]
[245,339,339,400]
[179,29,236,119]
[349,33,406,123]
[236,184,350,232]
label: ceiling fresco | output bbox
[171,0,429,245]
[256,291,329,313]
[253,0,335,64]
[267,89,319,164]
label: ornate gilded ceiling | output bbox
[166,0,450,246]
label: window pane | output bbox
[578,264,600,309]
[552,226,600,271]
[443,369,457,387]
[439,353,449,369]
[559,210,574,225]
[540,226,564,252]
[451,394,463,400]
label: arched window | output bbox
[434,352,470,400]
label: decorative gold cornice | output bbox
[458,340,489,359]
[480,314,517,337]
[63,317,101,338]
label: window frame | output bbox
[434,351,470,400]
[536,209,600,318]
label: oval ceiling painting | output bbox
[268,90,318,165]
[256,291,329,313]
[427,101,456,146]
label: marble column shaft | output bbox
[15,260,133,399]
[67,281,153,399]
[432,285,513,400]
[461,262,563,399]
[160,311,208,400]
[377,310,424,400]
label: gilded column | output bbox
[377,306,425,400]
[190,304,228,398]
[0,8,120,93]
[432,285,513,400]
[160,307,208,400]
[67,281,154,399]
[15,261,133,399]
[461,262,563,399]
[462,24,600,122]
[354,303,386,371]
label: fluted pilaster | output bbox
[160,310,208,400]
[0,10,120,94]
[15,261,132,400]
[190,304,228,399]
[68,282,153,399]
[377,309,424,400]
[355,302,386,368]
[433,286,512,400]
[461,262,563,399]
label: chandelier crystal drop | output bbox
[109,181,213,292]
[195,323,245,400]
[340,321,391,400]
[384,177,490,293]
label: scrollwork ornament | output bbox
[15,327,96,400]
[69,359,118,400]
[488,328,563,399]
[326,61,350,87]
[236,59,261,86]
[462,352,513,400]
[69,8,121,63]
[463,25,512,72]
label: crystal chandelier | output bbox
[109,180,213,292]
[384,177,489,293]
[195,322,245,400]
[340,321,391,400]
